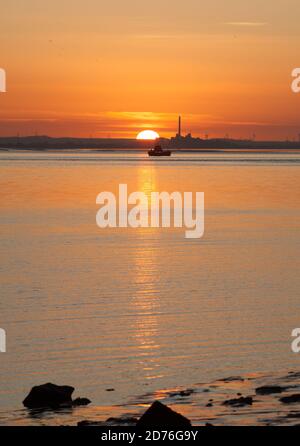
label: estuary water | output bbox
[0,149,300,425]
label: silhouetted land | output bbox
[1,135,300,150]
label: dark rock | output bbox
[73,397,91,406]
[169,389,194,398]
[78,420,93,426]
[286,412,300,419]
[280,394,300,404]
[78,420,105,426]
[256,385,285,395]
[79,416,138,426]
[223,396,253,407]
[206,403,213,407]
[23,383,74,409]
[287,372,300,378]
[106,388,115,392]
[106,416,139,425]
[136,401,191,427]
[221,376,245,383]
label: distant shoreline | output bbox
[1,147,300,154]
[1,135,300,151]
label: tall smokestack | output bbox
[178,115,181,137]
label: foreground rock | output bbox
[136,401,191,427]
[168,389,194,398]
[78,416,138,426]
[256,385,285,395]
[221,376,245,383]
[223,396,253,407]
[73,397,91,406]
[23,383,91,409]
[280,394,300,404]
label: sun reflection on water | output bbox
[128,165,164,379]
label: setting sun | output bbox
[136,130,160,140]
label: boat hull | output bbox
[148,151,171,157]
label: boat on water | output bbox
[148,145,171,157]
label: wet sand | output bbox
[78,370,300,426]
[4,370,300,426]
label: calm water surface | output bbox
[0,150,300,424]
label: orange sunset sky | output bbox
[0,0,300,140]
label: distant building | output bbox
[176,116,182,138]
[169,116,203,148]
